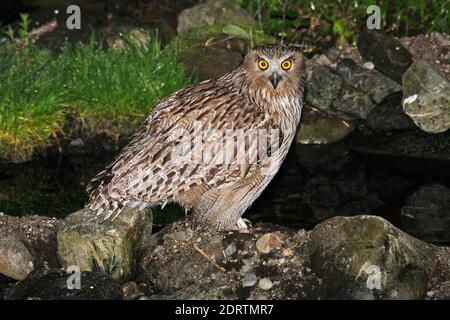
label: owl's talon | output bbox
[229,218,252,233]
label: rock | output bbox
[10,270,122,300]
[258,278,273,291]
[177,0,256,35]
[0,229,34,280]
[57,207,153,281]
[0,215,59,281]
[332,83,374,119]
[255,233,282,254]
[305,65,343,111]
[402,60,450,133]
[348,130,450,160]
[366,92,415,132]
[296,108,355,144]
[400,184,450,244]
[224,242,237,256]
[336,59,401,104]
[241,272,258,287]
[310,215,439,299]
[357,30,413,83]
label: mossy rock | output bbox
[296,108,355,144]
[57,207,153,281]
[310,215,437,299]
[177,0,257,35]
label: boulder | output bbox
[336,59,401,104]
[0,228,34,281]
[402,60,450,133]
[57,207,153,281]
[305,65,343,111]
[357,30,413,83]
[177,0,256,35]
[309,215,439,299]
[296,108,355,144]
[365,92,415,132]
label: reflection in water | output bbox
[0,143,449,244]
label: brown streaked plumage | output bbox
[86,45,306,230]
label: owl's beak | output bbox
[269,72,281,89]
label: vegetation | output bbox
[237,0,450,49]
[0,14,193,161]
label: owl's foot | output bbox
[229,218,252,233]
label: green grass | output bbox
[0,18,193,162]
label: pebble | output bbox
[256,233,282,254]
[258,278,274,291]
[225,243,237,256]
[241,273,258,287]
[281,248,293,257]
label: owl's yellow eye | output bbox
[281,59,292,70]
[257,59,269,70]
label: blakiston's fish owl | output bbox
[86,45,306,230]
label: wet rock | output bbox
[402,60,450,133]
[401,184,450,244]
[310,215,438,299]
[57,207,153,281]
[305,65,343,111]
[336,59,401,104]
[177,0,256,35]
[332,83,374,119]
[296,108,355,144]
[348,129,450,160]
[258,278,273,291]
[357,30,413,83]
[10,270,122,300]
[0,215,59,281]
[255,233,282,254]
[366,93,415,132]
[241,272,258,287]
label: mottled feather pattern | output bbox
[86,45,306,229]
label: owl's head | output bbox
[241,45,305,93]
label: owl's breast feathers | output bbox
[86,75,294,220]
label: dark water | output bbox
[0,143,449,245]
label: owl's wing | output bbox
[86,79,283,219]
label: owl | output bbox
[86,45,306,231]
